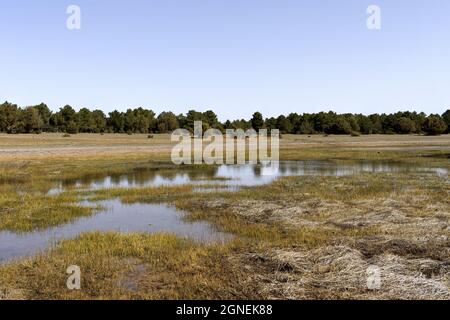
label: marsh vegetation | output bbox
[0,134,449,299]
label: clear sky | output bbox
[1,0,449,120]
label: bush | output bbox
[442,110,450,133]
[396,117,416,134]
[63,133,71,138]
[422,116,447,135]
[148,135,154,139]
[299,120,315,134]
[327,117,352,135]
[66,121,79,134]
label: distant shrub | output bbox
[335,118,352,135]
[395,117,416,134]
[443,110,450,133]
[423,116,447,136]
[63,133,71,138]
[148,135,154,139]
[66,121,79,134]
[298,120,315,134]
[351,131,361,137]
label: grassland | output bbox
[0,133,449,300]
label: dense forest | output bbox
[0,101,449,136]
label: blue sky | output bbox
[1,0,449,120]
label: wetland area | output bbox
[0,134,449,299]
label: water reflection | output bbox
[0,200,230,263]
[2,161,448,263]
[48,161,449,194]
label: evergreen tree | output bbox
[250,112,264,130]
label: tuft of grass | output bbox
[0,192,98,232]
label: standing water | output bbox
[48,160,449,193]
[1,160,448,263]
[0,200,230,263]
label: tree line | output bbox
[0,101,449,135]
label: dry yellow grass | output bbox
[0,233,258,300]
[173,173,450,299]
[0,132,448,161]
[0,133,449,300]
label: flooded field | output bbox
[0,200,230,263]
[0,134,449,300]
[1,160,448,263]
[48,160,449,194]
